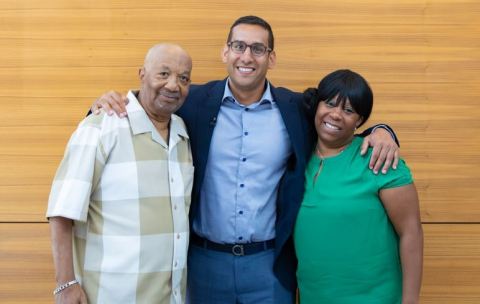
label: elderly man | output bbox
[47,43,193,304]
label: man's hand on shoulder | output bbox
[360,128,400,175]
[91,91,128,117]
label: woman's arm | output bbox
[380,184,423,304]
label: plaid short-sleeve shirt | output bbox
[47,91,193,304]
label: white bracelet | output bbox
[53,279,79,295]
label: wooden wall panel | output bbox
[0,0,479,302]
[422,224,480,303]
[1,223,478,303]
[0,224,53,304]
[1,0,479,221]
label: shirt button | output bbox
[177,233,180,239]
[239,211,243,215]
[174,261,178,267]
[170,177,174,183]
[240,184,244,188]
[245,108,250,112]
[244,131,249,136]
[238,236,243,241]
[242,157,246,162]
[174,205,177,210]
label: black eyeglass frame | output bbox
[227,40,273,57]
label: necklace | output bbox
[313,143,328,185]
[312,142,350,185]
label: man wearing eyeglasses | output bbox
[91,15,399,304]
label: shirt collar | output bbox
[126,90,189,143]
[222,79,274,107]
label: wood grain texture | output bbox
[0,224,54,303]
[0,0,478,222]
[0,0,479,302]
[1,223,479,303]
[422,224,480,303]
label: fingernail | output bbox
[382,170,387,174]
[108,111,113,115]
[374,170,378,175]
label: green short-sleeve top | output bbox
[294,136,413,304]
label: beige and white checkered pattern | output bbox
[47,91,193,304]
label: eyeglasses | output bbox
[227,41,272,57]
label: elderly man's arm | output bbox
[380,184,423,304]
[50,217,88,304]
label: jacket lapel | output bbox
[193,79,226,193]
[272,86,306,168]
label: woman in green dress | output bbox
[294,69,423,304]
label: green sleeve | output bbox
[375,158,413,190]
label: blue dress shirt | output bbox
[192,81,293,244]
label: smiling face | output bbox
[222,23,276,99]
[315,95,364,150]
[139,44,192,121]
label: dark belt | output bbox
[190,233,275,256]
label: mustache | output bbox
[159,90,181,99]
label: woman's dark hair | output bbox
[304,69,373,132]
